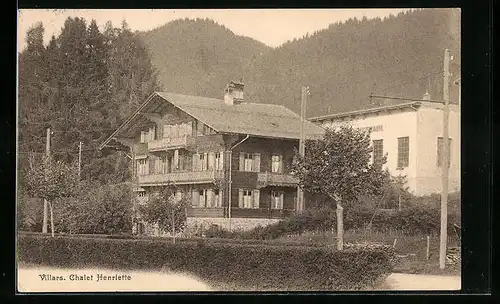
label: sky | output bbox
[17,9,409,51]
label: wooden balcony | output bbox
[148,136,188,152]
[138,170,224,185]
[231,208,295,219]
[188,207,225,218]
[257,172,299,187]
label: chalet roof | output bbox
[99,92,325,149]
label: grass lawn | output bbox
[276,229,461,276]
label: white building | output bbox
[308,96,460,196]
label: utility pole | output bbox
[297,86,308,213]
[439,49,451,269]
[78,141,82,180]
[42,128,50,234]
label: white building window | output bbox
[372,139,384,166]
[271,190,284,209]
[437,137,452,167]
[271,155,283,173]
[397,137,409,168]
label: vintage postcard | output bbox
[16,8,461,292]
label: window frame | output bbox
[372,139,384,166]
[397,136,410,168]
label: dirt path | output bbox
[379,273,461,290]
[18,266,460,292]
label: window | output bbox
[214,152,224,171]
[138,192,146,197]
[271,155,283,173]
[244,153,253,171]
[239,152,261,172]
[372,140,384,166]
[199,153,208,171]
[271,191,284,209]
[242,190,252,208]
[238,189,260,209]
[397,137,409,168]
[213,189,222,207]
[137,159,148,176]
[140,131,146,143]
[437,137,452,167]
[199,189,208,208]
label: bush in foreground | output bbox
[18,234,393,291]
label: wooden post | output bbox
[426,235,430,260]
[336,200,344,251]
[439,49,451,269]
[78,141,82,180]
[297,86,308,213]
[227,150,232,232]
[171,204,176,244]
[42,128,50,234]
[49,201,55,237]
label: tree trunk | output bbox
[171,208,176,244]
[49,201,55,237]
[42,199,48,233]
[336,201,344,251]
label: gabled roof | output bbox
[100,92,325,149]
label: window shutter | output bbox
[238,189,244,208]
[208,152,215,170]
[280,192,284,209]
[192,189,199,207]
[239,152,245,171]
[140,132,145,143]
[186,122,192,137]
[207,189,213,207]
[279,155,284,173]
[192,153,199,171]
[218,190,223,207]
[253,190,260,209]
[219,152,224,171]
[253,153,261,172]
[173,150,179,170]
[203,153,209,171]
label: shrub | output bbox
[18,233,393,291]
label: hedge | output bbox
[219,197,461,240]
[18,234,393,291]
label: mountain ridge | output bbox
[139,9,460,117]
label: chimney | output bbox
[422,91,431,101]
[224,80,244,105]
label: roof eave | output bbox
[308,102,422,122]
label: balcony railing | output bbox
[148,136,188,151]
[188,207,225,218]
[257,172,299,187]
[231,208,295,219]
[138,170,224,185]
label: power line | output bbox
[375,70,442,94]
